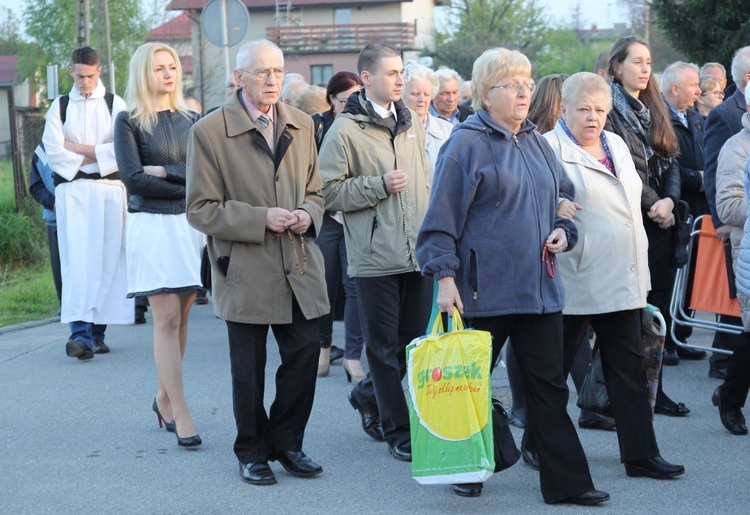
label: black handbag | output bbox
[200,245,212,292]
[576,347,614,418]
[491,397,521,472]
[672,199,692,269]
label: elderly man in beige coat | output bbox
[186,39,329,486]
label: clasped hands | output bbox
[648,198,675,229]
[266,207,310,234]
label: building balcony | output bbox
[266,23,416,54]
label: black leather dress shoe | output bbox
[662,348,679,366]
[388,441,412,462]
[709,366,729,380]
[239,462,276,485]
[329,345,344,363]
[654,401,690,417]
[552,489,610,505]
[348,392,385,441]
[451,482,483,497]
[274,450,323,478]
[520,447,540,471]
[676,346,707,360]
[578,413,616,431]
[624,456,685,478]
[712,386,748,435]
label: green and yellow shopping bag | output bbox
[406,308,495,484]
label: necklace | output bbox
[397,177,415,260]
[287,229,307,275]
[277,214,307,276]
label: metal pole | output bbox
[220,0,231,86]
[102,0,115,93]
[84,0,91,46]
[8,87,25,212]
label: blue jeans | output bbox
[315,215,364,360]
[69,321,107,349]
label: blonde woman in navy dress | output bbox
[115,42,202,447]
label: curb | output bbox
[0,316,60,336]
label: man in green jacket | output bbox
[319,43,432,462]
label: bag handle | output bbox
[429,306,465,335]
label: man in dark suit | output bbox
[703,45,750,378]
[661,61,710,362]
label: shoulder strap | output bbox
[312,113,324,149]
[59,95,70,124]
[59,92,114,124]
[104,92,114,116]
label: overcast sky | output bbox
[539,0,627,29]
[2,0,630,40]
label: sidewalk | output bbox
[0,303,748,514]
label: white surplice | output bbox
[42,80,133,324]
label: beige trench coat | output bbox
[186,93,329,324]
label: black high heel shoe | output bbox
[152,398,176,433]
[172,417,201,447]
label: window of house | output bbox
[311,64,334,85]
[334,8,352,25]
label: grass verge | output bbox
[0,262,59,328]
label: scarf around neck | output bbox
[611,82,654,160]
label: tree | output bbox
[0,7,24,55]
[21,0,150,102]
[431,0,549,79]
[533,29,612,77]
[650,0,750,75]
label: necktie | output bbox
[256,114,274,152]
[677,111,688,128]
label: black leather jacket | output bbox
[605,107,681,211]
[114,110,199,214]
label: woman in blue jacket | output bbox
[416,47,607,506]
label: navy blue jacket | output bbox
[415,110,577,318]
[704,87,747,227]
[670,106,708,219]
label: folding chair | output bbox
[670,215,742,355]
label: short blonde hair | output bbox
[471,47,532,112]
[700,75,722,96]
[294,85,328,115]
[125,42,191,133]
[561,72,613,113]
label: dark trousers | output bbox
[711,316,744,368]
[471,312,594,503]
[563,310,660,462]
[316,215,365,359]
[226,300,320,463]
[47,225,62,303]
[507,331,596,424]
[351,272,432,447]
[723,335,750,408]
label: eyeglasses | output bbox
[490,82,536,94]
[702,90,725,99]
[239,67,285,81]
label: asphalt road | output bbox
[0,302,748,514]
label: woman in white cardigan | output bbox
[401,62,453,186]
[544,72,684,479]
